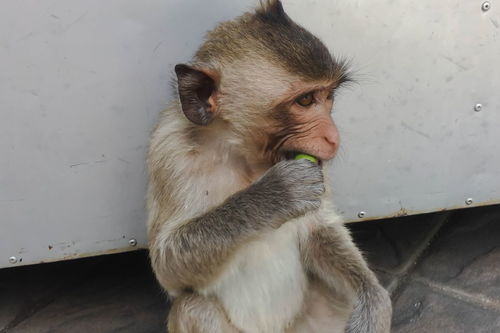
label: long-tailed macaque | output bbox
[147,1,391,332]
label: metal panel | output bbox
[1,0,499,268]
[313,0,500,220]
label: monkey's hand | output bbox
[254,159,325,223]
[148,160,324,291]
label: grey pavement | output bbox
[1,205,500,332]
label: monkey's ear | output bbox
[175,64,217,126]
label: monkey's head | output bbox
[175,0,350,166]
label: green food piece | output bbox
[294,153,318,164]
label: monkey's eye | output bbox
[295,93,314,107]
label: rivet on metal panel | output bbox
[358,211,366,218]
[465,198,474,205]
[481,1,491,11]
[9,256,18,264]
[129,239,137,247]
[474,103,482,112]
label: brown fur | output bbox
[168,294,240,333]
[147,1,391,332]
[304,223,392,333]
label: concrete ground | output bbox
[1,204,500,333]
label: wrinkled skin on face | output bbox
[264,80,341,164]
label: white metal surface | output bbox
[1,0,499,268]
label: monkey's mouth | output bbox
[282,150,323,166]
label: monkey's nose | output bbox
[323,135,339,158]
[314,139,339,162]
[324,129,339,146]
[326,142,339,159]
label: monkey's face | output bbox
[205,63,343,166]
[174,0,349,167]
[266,81,341,165]
[241,76,340,164]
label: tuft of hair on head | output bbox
[192,0,351,102]
[252,0,340,82]
[256,0,288,22]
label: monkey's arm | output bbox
[150,160,324,292]
[302,222,392,333]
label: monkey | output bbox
[146,1,392,332]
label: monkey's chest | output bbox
[200,221,307,333]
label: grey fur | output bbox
[304,223,392,332]
[147,1,391,332]
[157,159,323,290]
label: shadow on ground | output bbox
[1,204,500,332]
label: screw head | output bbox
[358,211,366,218]
[9,256,17,264]
[129,239,137,247]
[465,198,473,205]
[482,1,491,11]
[474,103,482,112]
